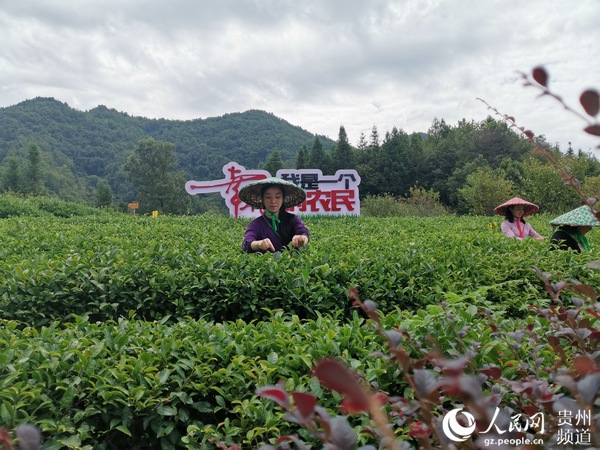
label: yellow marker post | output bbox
[152,210,159,218]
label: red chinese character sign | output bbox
[278,168,361,216]
[185,162,361,218]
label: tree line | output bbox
[263,116,600,216]
[2,98,599,216]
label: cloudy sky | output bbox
[1,0,598,153]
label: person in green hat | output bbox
[549,205,600,252]
[239,177,310,253]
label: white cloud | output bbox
[0,0,598,151]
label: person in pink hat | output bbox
[494,197,544,240]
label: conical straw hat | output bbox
[549,205,600,227]
[494,197,539,217]
[239,177,306,209]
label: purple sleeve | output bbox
[292,216,310,240]
[242,218,261,252]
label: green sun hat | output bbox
[549,205,600,227]
[239,177,306,209]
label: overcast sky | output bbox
[1,0,598,154]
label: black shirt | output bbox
[549,229,580,252]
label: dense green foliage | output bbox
[1,312,392,449]
[0,193,121,219]
[356,118,600,214]
[124,139,191,215]
[1,205,599,448]
[0,98,334,204]
[361,187,448,217]
[2,210,599,326]
[4,302,580,449]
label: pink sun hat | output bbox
[494,197,540,217]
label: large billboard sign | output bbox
[185,162,361,218]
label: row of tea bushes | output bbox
[1,296,549,449]
[0,193,120,219]
[2,213,599,325]
[0,312,389,449]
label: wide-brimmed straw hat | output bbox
[550,205,600,227]
[494,197,539,217]
[239,177,306,209]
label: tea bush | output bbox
[1,291,574,449]
[0,311,389,449]
[0,193,119,219]
[361,187,448,217]
[2,213,599,326]
[0,194,46,218]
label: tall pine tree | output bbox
[263,149,284,175]
[24,143,45,196]
[95,179,113,208]
[330,125,354,172]
[377,127,413,196]
[370,125,380,149]
[309,136,326,171]
[2,155,21,193]
[357,132,368,151]
[296,145,309,169]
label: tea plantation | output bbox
[1,208,599,448]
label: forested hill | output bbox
[0,97,335,201]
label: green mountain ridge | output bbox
[0,97,335,203]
